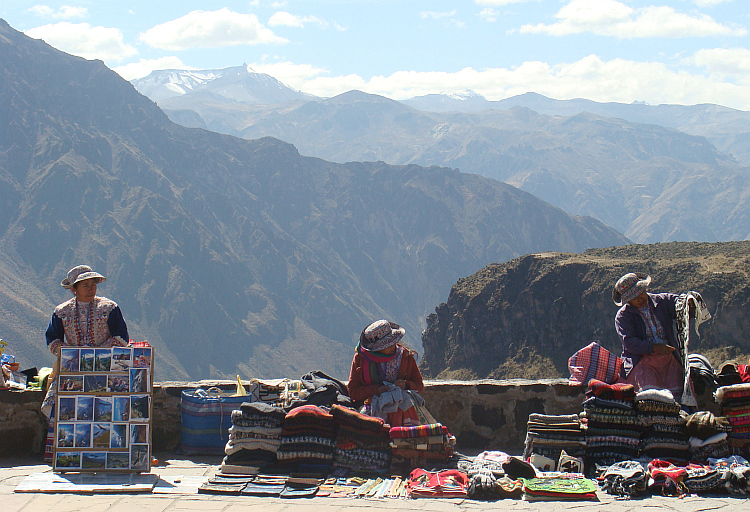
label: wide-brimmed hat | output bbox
[612,272,651,306]
[61,265,106,289]
[360,319,405,351]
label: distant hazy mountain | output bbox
[0,19,627,381]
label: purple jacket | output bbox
[614,292,680,377]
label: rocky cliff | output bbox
[421,242,750,379]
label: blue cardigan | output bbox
[614,292,680,377]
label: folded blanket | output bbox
[390,423,447,439]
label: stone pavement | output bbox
[2,455,750,512]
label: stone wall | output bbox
[0,379,588,457]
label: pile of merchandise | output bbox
[580,379,641,468]
[523,413,585,470]
[221,401,286,474]
[276,404,336,472]
[635,389,690,464]
[407,468,468,498]
[685,411,732,461]
[331,403,392,474]
[389,423,455,469]
[716,383,750,452]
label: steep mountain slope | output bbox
[420,242,750,380]
[0,20,627,380]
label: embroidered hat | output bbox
[612,272,651,306]
[61,265,106,289]
[360,319,405,351]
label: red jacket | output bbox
[347,346,424,403]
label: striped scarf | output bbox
[356,342,401,385]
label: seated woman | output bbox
[41,265,129,419]
[347,319,424,427]
[612,272,694,397]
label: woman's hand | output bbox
[377,385,391,394]
[394,379,406,389]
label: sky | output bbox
[3,0,750,109]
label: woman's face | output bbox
[73,279,97,302]
[380,344,398,355]
[627,290,648,308]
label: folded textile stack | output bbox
[636,389,689,464]
[276,405,336,471]
[598,460,648,497]
[581,380,641,468]
[222,401,287,472]
[708,455,750,494]
[407,468,468,498]
[519,476,598,501]
[523,413,585,466]
[686,411,732,461]
[389,423,455,463]
[330,404,392,474]
[716,383,750,451]
[684,464,725,494]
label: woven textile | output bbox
[587,379,636,401]
[568,342,623,385]
[389,423,447,439]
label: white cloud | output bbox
[421,10,457,20]
[114,57,192,81]
[694,0,733,6]
[140,8,287,51]
[475,0,533,5]
[520,0,746,38]
[273,53,750,110]
[268,11,326,28]
[248,60,331,91]
[28,5,88,19]
[479,8,499,22]
[690,47,750,79]
[25,22,137,63]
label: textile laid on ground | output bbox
[568,341,623,386]
[407,468,468,498]
[222,401,286,471]
[597,460,648,497]
[519,476,598,501]
[716,383,750,451]
[635,389,689,464]
[708,455,750,494]
[276,405,336,471]
[389,423,455,464]
[330,404,392,474]
[523,413,585,467]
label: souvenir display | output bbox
[52,346,153,472]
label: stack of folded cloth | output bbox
[635,389,689,464]
[276,404,336,472]
[580,379,641,467]
[716,383,750,450]
[389,423,455,463]
[523,413,585,465]
[598,460,648,497]
[684,464,725,494]
[222,401,287,472]
[685,411,732,461]
[708,455,750,494]
[330,404,392,474]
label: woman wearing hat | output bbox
[612,272,692,395]
[41,265,129,419]
[347,319,424,426]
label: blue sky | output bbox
[3,1,750,109]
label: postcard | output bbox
[74,423,91,448]
[59,375,83,392]
[130,444,149,471]
[133,348,151,368]
[92,423,111,448]
[106,452,130,469]
[130,424,148,444]
[113,396,130,422]
[112,347,132,371]
[60,348,80,372]
[58,397,76,421]
[111,423,128,448]
[108,374,130,393]
[130,395,150,421]
[129,368,148,393]
[56,452,81,469]
[79,349,94,372]
[57,423,74,448]
[94,396,113,422]
[76,395,94,421]
[84,374,107,393]
[82,451,106,470]
[94,348,112,372]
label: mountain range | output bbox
[133,67,750,244]
[0,19,627,381]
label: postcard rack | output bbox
[52,345,154,473]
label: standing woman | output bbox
[41,265,129,419]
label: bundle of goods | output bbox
[635,389,689,464]
[683,464,725,494]
[647,459,689,496]
[351,477,408,498]
[518,475,598,501]
[580,379,641,468]
[716,383,750,451]
[597,460,648,497]
[708,455,750,494]
[389,423,455,468]
[523,413,585,468]
[330,404,392,474]
[276,405,336,472]
[407,468,468,498]
[462,451,526,500]
[221,401,287,474]
[685,411,732,461]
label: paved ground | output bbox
[2,455,750,512]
